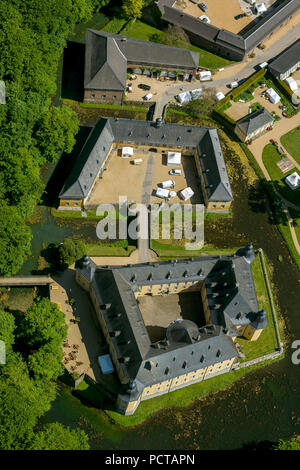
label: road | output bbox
[153,20,300,120]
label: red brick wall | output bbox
[84,89,123,105]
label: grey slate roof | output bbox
[84,29,199,91]
[243,0,300,53]
[76,246,261,387]
[198,129,233,201]
[268,38,300,76]
[59,118,114,199]
[84,30,127,90]
[235,108,274,137]
[59,117,233,203]
[158,0,300,57]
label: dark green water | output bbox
[28,153,300,449]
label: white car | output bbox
[169,169,182,175]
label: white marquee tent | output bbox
[285,172,300,190]
[216,92,225,101]
[266,88,280,104]
[167,151,181,166]
[177,91,192,103]
[285,77,298,92]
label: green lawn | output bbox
[280,127,300,166]
[86,243,136,257]
[262,144,300,206]
[152,240,238,258]
[278,217,300,270]
[237,254,278,361]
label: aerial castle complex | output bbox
[76,245,267,415]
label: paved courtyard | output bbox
[137,290,205,342]
[225,84,284,122]
[87,148,203,207]
[173,0,272,34]
[126,73,194,104]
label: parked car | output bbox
[270,139,278,146]
[234,14,244,19]
[169,169,182,175]
[143,93,153,101]
[190,0,200,3]
[138,84,151,90]
[199,3,208,12]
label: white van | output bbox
[133,158,143,165]
[230,81,239,89]
[161,180,175,189]
[144,93,153,101]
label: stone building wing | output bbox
[235,108,274,138]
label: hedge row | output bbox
[213,95,236,130]
[231,68,267,99]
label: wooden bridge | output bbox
[0,276,53,287]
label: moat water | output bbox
[22,150,300,449]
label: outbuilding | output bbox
[285,172,300,190]
[266,88,280,104]
[285,76,298,92]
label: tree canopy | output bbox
[58,238,87,268]
[122,0,144,20]
[28,423,90,450]
[0,204,32,276]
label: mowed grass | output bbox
[86,243,136,257]
[237,254,279,361]
[262,144,300,205]
[152,239,238,258]
[278,214,300,270]
[280,127,300,166]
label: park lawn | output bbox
[237,254,278,361]
[152,239,237,258]
[262,144,300,206]
[86,243,136,257]
[278,218,300,270]
[280,127,300,166]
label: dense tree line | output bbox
[0,0,110,276]
[0,0,114,450]
[0,298,89,449]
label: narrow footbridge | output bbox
[0,276,53,287]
